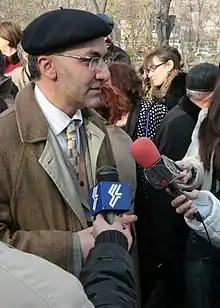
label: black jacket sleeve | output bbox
[156,115,195,161]
[79,230,136,308]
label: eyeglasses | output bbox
[147,62,167,73]
[54,53,108,68]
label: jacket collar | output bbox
[165,72,187,110]
[178,95,201,122]
[16,82,48,143]
[16,82,105,144]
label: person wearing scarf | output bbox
[0,21,22,74]
[144,45,186,111]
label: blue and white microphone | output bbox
[89,166,131,224]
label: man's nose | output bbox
[148,70,152,78]
[96,64,110,83]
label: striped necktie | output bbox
[66,120,80,175]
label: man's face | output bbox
[42,37,110,110]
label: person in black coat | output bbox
[156,62,219,159]
[80,214,137,308]
[97,14,131,65]
[0,50,18,113]
[144,63,219,308]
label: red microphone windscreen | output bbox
[130,137,161,168]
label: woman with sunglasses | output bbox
[144,45,186,110]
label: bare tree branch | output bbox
[90,0,100,13]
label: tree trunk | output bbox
[156,0,175,45]
[101,0,108,13]
[90,0,99,12]
[90,0,109,13]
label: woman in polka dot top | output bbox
[97,61,168,306]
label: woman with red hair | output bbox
[107,62,167,139]
[97,83,137,210]
[97,83,130,125]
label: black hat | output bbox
[21,9,112,55]
[186,63,219,92]
[97,13,114,30]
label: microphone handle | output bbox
[102,212,124,225]
[103,212,116,225]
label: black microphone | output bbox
[89,166,131,224]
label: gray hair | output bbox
[186,89,213,102]
[28,55,41,80]
[16,42,24,61]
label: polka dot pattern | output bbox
[136,99,168,196]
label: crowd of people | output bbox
[0,7,220,308]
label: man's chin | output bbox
[84,97,101,109]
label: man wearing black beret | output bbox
[0,9,136,277]
[97,13,131,64]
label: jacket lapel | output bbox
[39,130,87,228]
[84,119,105,183]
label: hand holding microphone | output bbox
[93,214,135,250]
[130,137,203,222]
[171,190,202,218]
[175,161,194,184]
[171,190,212,220]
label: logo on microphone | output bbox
[108,184,122,208]
[92,186,99,211]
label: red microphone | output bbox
[130,137,160,168]
[130,137,181,190]
[130,137,203,222]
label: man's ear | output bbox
[37,55,57,80]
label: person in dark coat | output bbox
[144,63,219,308]
[97,14,131,65]
[0,50,17,112]
[156,62,219,160]
[80,214,136,308]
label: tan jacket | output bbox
[0,83,116,272]
[0,242,94,308]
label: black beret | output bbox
[97,13,114,30]
[186,62,219,92]
[21,9,112,55]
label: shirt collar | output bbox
[34,84,83,136]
